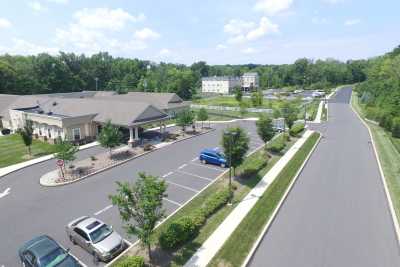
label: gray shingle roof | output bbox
[0,94,21,118]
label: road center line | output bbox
[163,197,182,207]
[178,164,187,170]
[166,180,199,193]
[94,204,113,216]
[176,170,213,182]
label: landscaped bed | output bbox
[110,133,300,267]
[0,134,57,168]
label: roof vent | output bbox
[52,101,57,106]
[48,111,53,115]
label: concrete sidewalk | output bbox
[184,130,314,267]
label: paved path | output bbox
[0,121,263,267]
[248,87,400,267]
[185,130,314,267]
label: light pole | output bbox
[95,77,99,91]
[224,131,237,203]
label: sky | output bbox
[0,0,399,65]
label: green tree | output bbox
[256,115,275,144]
[54,139,79,177]
[98,120,122,158]
[251,90,263,107]
[392,117,400,138]
[109,172,167,262]
[176,110,195,133]
[234,86,243,102]
[221,127,250,175]
[17,120,34,157]
[197,108,209,128]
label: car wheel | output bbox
[69,235,76,245]
[201,159,206,164]
[221,163,226,168]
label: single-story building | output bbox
[0,91,190,146]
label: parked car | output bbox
[66,216,125,262]
[18,235,81,267]
[199,149,228,167]
[1,128,11,135]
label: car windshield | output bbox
[89,224,113,243]
[40,248,68,267]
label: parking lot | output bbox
[0,121,264,267]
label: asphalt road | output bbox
[0,121,263,267]
[248,87,400,267]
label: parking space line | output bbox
[178,164,187,170]
[94,205,113,216]
[162,171,173,178]
[190,162,225,172]
[163,197,182,207]
[165,180,199,193]
[191,157,198,162]
[124,239,133,246]
[176,170,213,182]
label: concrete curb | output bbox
[104,142,266,267]
[0,141,99,178]
[241,133,322,267]
[40,129,215,187]
[350,92,400,249]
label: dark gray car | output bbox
[66,216,125,262]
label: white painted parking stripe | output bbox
[176,170,213,182]
[166,180,199,193]
[163,197,182,207]
[178,164,187,170]
[162,171,173,178]
[124,239,133,246]
[191,157,198,162]
[190,162,225,172]
[94,204,113,216]
[0,187,11,199]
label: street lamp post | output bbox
[224,131,237,203]
[95,77,99,91]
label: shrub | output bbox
[241,155,268,178]
[113,256,145,267]
[267,137,286,153]
[379,113,393,131]
[159,216,199,250]
[365,107,382,122]
[200,189,230,217]
[392,117,400,138]
[143,143,154,151]
[289,123,305,137]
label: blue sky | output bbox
[0,0,399,65]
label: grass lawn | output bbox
[351,92,400,223]
[208,132,320,267]
[112,134,299,267]
[0,134,57,168]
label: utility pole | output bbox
[95,77,99,91]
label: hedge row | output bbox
[365,107,400,138]
[159,189,230,250]
[267,135,287,153]
[113,256,145,267]
[289,123,305,137]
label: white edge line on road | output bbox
[178,164,187,170]
[162,171,173,178]
[163,197,182,207]
[190,162,225,172]
[176,170,213,182]
[106,140,267,267]
[94,205,113,216]
[242,132,321,267]
[350,92,400,248]
[166,180,199,193]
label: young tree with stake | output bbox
[98,120,122,158]
[17,120,33,157]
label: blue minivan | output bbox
[199,149,228,168]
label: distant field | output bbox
[0,134,56,168]
[193,96,295,110]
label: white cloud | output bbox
[0,18,12,29]
[134,27,160,41]
[242,47,256,54]
[0,38,58,55]
[323,0,344,4]
[159,48,171,56]
[345,19,361,26]
[46,0,68,3]
[225,17,278,44]
[254,0,293,15]
[28,1,47,12]
[74,8,145,31]
[216,44,228,50]
[312,17,329,25]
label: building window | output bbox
[48,128,51,138]
[72,128,81,141]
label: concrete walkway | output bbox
[185,130,314,267]
[0,141,99,178]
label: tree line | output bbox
[355,45,400,137]
[0,51,369,100]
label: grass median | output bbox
[351,92,400,224]
[111,135,299,267]
[208,132,320,267]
